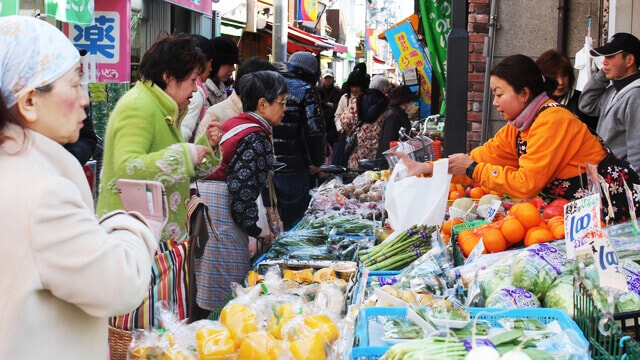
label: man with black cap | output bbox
[375,85,418,168]
[579,32,640,170]
[205,36,240,107]
[317,68,342,151]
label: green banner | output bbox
[420,0,451,111]
[44,0,93,26]
[0,0,20,17]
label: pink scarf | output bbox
[508,93,550,131]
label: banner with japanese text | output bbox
[385,21,433,116]
[64,0,131,83]
[0,0,20,17]
[44,0,94,26]
[297,0,318,22]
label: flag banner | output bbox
[0,0,20,17]
[419,0,451,108]
[386,21,433,116]
[44,0,94,26]
[297,0,318,22]
[366,28,379,52]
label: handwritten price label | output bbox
[564,194,601,259]
[587,230,628,293]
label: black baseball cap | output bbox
[591,32,640,60]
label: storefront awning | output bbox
[317,37,348,53]
[262,21,335,54]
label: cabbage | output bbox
[511,243,567,299]
[480,268,513,300]
[543,275,574,317]
[615,291,640,313]
[485,286,540,308]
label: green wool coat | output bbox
[96,80,221,242]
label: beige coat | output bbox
[0,124,157,359]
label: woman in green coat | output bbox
[97,34,222,330]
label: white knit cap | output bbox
[0,16,80,107]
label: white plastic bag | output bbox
[384,159,452,230]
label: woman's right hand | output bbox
[193,144,212,165]
[391,151,433,177]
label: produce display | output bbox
[120,167,640,359]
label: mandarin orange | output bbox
[482,228,508,253]
[513,202,542,229]
[524,227,554,246]
[500,217,526,244]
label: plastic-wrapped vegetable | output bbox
[543,275,574,317]
[479,268,513,300]
[485,286,541,308]
[511,243,568,299]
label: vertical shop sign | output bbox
[297,0,318,22]
[44,0,94,25]
[419,0,451,104]
[0,0,20,16]
[385,21,433,116]
[65,0,130,83]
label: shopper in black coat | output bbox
[376,85,418,168]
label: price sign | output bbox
[485,199,502,222]
[587,230,628,293]
[623,179,639,235]
[564,193,601,259]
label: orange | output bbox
[455,184,466,195]
[513,202,542,229]
[524,226,554,246]
[449,183,457,193]
[547,220,565,239]
[500,217,526,244]
[482,228,508,253]
[469,187,486,199]
[457,230,481,257]
[441,218,464,235]
[449,191,463,200]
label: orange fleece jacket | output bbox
[469,101,606,199]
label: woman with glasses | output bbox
[193,71,288,318]
[0,16,156,358]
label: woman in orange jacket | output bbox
[397,54,640,224]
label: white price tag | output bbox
[485,199,502,222]
[563,194,601,259]
[588,230,628,293]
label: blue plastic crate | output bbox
[351,306,587,360]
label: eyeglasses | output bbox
[273,99,287,106]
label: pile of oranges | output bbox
[448,200,565,257]
[448,183,490,201]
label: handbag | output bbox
[343,130,358,157]
[265,170,284,237]
[186,182,219,259]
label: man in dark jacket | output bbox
[317,69,342,149]
[376,85,418,168]
[273,52,326,230]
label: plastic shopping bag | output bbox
[384,158,452,230]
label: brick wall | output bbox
[466,0,490,152]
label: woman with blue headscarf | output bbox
[0,16,158,358]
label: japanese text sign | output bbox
[564,193,601,259]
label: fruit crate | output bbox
[450,220,488,266]
[351,306,587,360]
[574,276,640,359]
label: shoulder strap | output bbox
[220,123,262,145]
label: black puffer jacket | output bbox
[273,62,326,170]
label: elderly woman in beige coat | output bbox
[0,16,158,359]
